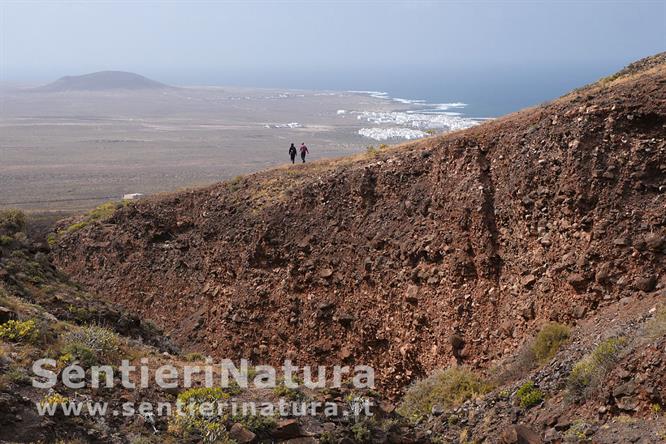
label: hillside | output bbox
[39,53,666,441]
[37,71,170,92]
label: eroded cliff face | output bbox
[52,55,665,400]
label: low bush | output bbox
[351,419,373,443]
[0,319,39,343]
[169,387,233,443]
[231,412,276,434]
[516,381,543,408]
[532,322,571,363]
[183,352,206,362]
[492,323,571,386]
[397,367,492,422]
[273,383,305,400]
[63,201,122,234]
[0,209,26,235]
[39,392,69,407]
[61,325,120,366]
[567,337,627,401]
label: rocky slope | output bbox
[46,54,666,442]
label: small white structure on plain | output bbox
[122,193,144,201]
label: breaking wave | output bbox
[349,91,483,140]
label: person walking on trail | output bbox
[300,142,309,163]
[289,143,297,164]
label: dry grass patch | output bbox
[397,367,491,422]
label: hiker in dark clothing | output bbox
[289,143,297,164]
[300,143,309,163]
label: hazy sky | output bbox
[1,1,664,112]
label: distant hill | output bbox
[37,71,170,91]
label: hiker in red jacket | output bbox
[300,143,309,163]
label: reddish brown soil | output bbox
[52,55,666,404]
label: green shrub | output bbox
[183,352,206,362]
[39,392,69,407]
[273,383,305,400]
[61,325,120,366]
[516,381,543,408]
[567,337,627,400]
[177,387,230,405]
[366,145,378,157]
[532,322,570,363]
[231,412,276,434]
[169,387,232,443]
[0,319,39,343]
[227,175,244,192]
[63,201,121,234]
[0,235,14,246]
[397,367,492,422]
[46,233,58,247]
[0,209,26,235]
[351,420,372,443]
[564,420,593,443]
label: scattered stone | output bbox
[229,423,256,443]
[613,381,636,398]
[271,419,302,440]
[641,233,664,251]
[431,404,445,416]
[500,424,543,444]
[634,275,657,292]
[567,273,589,291]
[522,274,537,288]
[282,438,317,444]
[0,307,17,324]
[405,285,419,304]
[613,237,630,247]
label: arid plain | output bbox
[1,85,402,211]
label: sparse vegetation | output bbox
[646,306,666,339]
[366,145,378,156]
[0,209,26,235]
[46,233,58,247]
[0,319,39,343]
[61,325,120,366]
[567,337,627,400]
[350,419,373,443]
[168,387,233,443]
[183,351,207,362]
[564,420,593,443]
[231,412,277,434]
[397,367,492,422]
[492,322,571,385]
[273,382,305,400]
[515,381,544,408]
[62,201,122,234]
[532,322,570,363]
[39,392,70,407]
[227,175,244,192]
